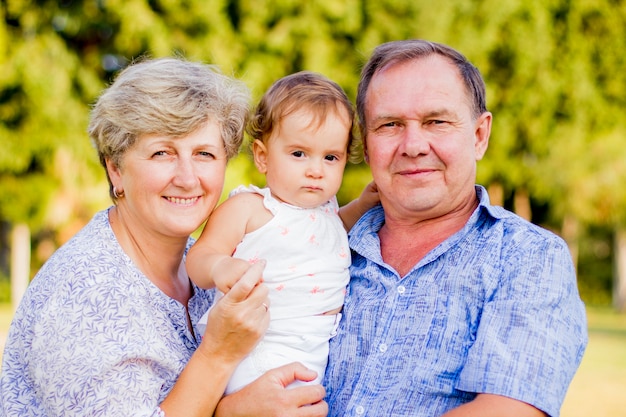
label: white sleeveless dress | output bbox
[200,185,350,394]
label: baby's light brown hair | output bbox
[247,71,362,163]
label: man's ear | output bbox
[474,112,492,161]
[252,139,269,174]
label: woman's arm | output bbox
[160,261,270,416]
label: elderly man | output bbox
[323,39,587,417]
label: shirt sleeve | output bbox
[26,273,185,417]
[457,233,588,416]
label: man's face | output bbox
[363,54,491,223]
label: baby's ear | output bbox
[252,139,269,173]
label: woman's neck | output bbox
[108,206,192,306]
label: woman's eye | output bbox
[198,151,215,159]
[152,150,168,157]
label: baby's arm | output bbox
[187,193,260,293]
[338,181,379,231]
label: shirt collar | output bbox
[349,185,505,268]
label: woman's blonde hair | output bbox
[88,57,250,200]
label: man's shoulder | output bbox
[478,203,569,257]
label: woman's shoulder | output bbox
[24,208,135,309]
[39,209,121,276]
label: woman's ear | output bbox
[105,158,123,189]
[252,139,269,174]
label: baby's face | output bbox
[254,108,351,208]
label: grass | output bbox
[561,306,626,417]
[0,304,624,415]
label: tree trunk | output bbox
[10,223,30,311]
[487,182,504,207]
[613,226,626,313]
[562,214,580,273]
[513,188,532,221]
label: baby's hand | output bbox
[338,181,380,231]
[213,257,261,294]
[358,181,379,210]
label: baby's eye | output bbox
[325,155,339,162]
[292,151,305,158]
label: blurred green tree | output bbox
[1,0,625,308]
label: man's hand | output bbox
[215,363,328,417]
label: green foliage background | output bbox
[1,0,625,305]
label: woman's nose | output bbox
[173,158,200,187]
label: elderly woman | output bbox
[0,58,327,417]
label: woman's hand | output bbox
[212,256,255,294]
[161,261,270,417]
[199,260,270,365]
[215,363,328,417]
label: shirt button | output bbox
[355,405,365,415]
[397,285,406,294]
[379,343,388,353]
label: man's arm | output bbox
[442,394,547,417]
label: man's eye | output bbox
[373,121,400,131]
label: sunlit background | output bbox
[1,1,625,415]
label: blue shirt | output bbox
[324,186,587,417]
[0,209,213,417]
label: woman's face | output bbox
[107,121,227,241]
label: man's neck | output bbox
[378,197,479,278]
